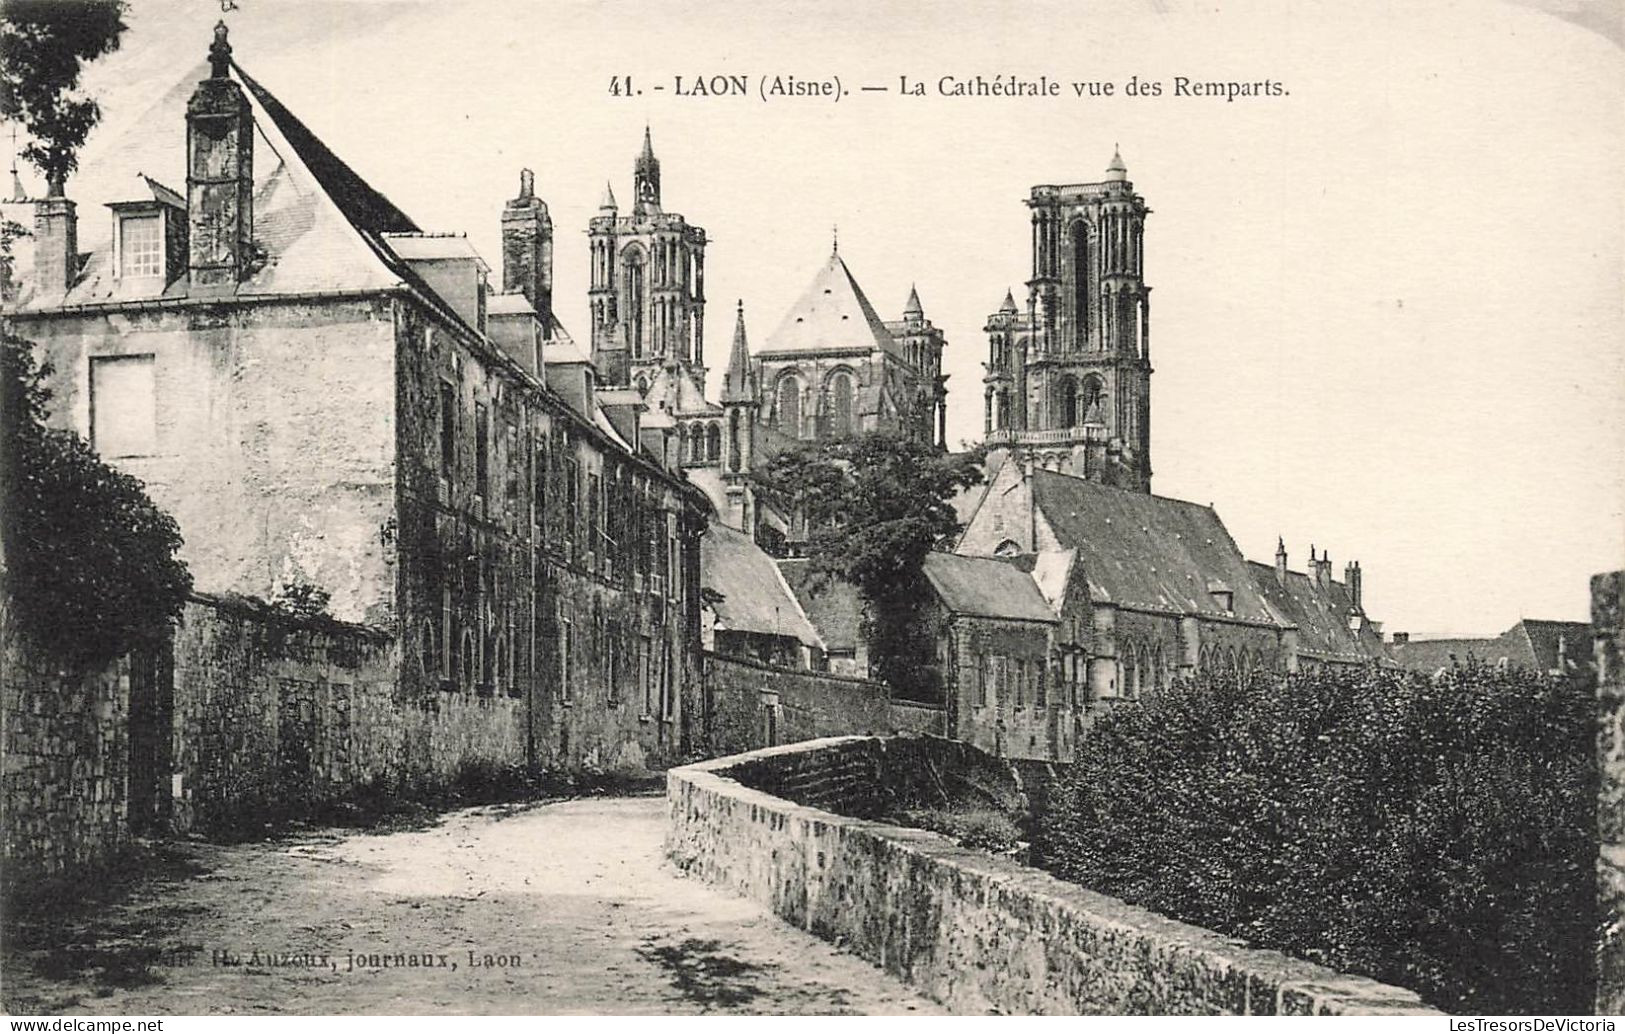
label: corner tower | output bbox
[984,147,1152,491]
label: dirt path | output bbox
[2,796,941,1015]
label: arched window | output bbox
[622,246,646,358]
[1071,220,1092,347]
[1057,375,1079,428]
[826,370,855,437]
[705,423,721,462]
[776,374,803,436]
[728,410,742,471]
[1080,374,1104,423]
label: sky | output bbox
[17,0,1623,637]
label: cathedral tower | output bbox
[587,129,708,393]
[984,147,1153,491]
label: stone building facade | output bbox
[5,28,708,779]
[983,149,1153,491]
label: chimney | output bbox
[1274,536,1288,586]
[501,167,554,334]
[1345,560,1363,610]
[1392,632,1410,646]
[186,23,254,288]
[32,191,78,297]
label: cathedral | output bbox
[983,148,1153,492]
[591,132,948,540]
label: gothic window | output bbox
[728,410,742,472]
[1057,375,1079,429]
[1070,220,1092,346]
[826,370,855,437]
[1080,374,1104,423]
[776,374,803,436]
[623,246,646,358]
[686,424,702,463]
[705,423,721,462]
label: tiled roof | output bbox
[1517,619,1592,674]
[1395,619,1591,675]
[702,524,823,649]
[1029,471,1274,622]
[11,61,409,311]
[761,252,900,358]
[922,552,1056,624]
[778,559,863,652]
[1245,562,1383,663]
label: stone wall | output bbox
[667,737,1438,1016]
[1595,571,1624,1014]
[700,651,892,757]
[1,615,131,881]
[169,594,526,833]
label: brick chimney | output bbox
[186,23,254,288]
[31,188,78,297]
[1344,560,1363,610]
[501,168,554,334]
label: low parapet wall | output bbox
[666,736,1438,1016]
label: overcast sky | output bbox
[28,0,1624,637]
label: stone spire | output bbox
[1000,288,1017,313]
[722,299,755,403]
[1105,143,1127,182]
[633,126,660,210]
[903,284,923,320]
[599,180,617,211]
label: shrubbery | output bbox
[2,334,192,665]
[1041,664,1596,1014]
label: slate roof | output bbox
[701,523,823,649]
[778,559,863,653]
[9,60,419,312]
[1028,470,1274,623]
[1393,619,1592,675]
[1245,562,1384,664]
[922,552,1056,624]
[642,363,719,416]
[760,252,901,358]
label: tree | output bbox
[1,0,128,192]
[1,330,192,666]
[751,432,983,698]
[1041,664,1597,1014]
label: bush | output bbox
[2,335,191,666]
[899,806,1023,855]
[1041,665,1596,1014]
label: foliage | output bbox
[1,333,191,666]
[750,432,983,699]
[268,579,331,622]
[1040,664,1597,1014]
[0,0,128,189]
[901,805,1023,854]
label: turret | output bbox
[633,126,660,213]
[187,22,254,288]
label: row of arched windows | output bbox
[772,368,856,438]
[682,421,722,464]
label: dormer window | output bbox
[108,177,186,287]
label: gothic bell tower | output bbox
[984,147,1153,491]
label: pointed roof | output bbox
[639,124,656,164]
[1000,288,1018,314]
[903,284,923,319]
[1019,469,1275,622]
[761,251,900,358]
[599,181,617,210]
[722,300,755,402]
[1105,144,1127,182]
[11,57,412,311]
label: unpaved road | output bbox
[2,796,940,1015]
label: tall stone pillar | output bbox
[186,23,254,288]
[1594,570,1624,1014]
